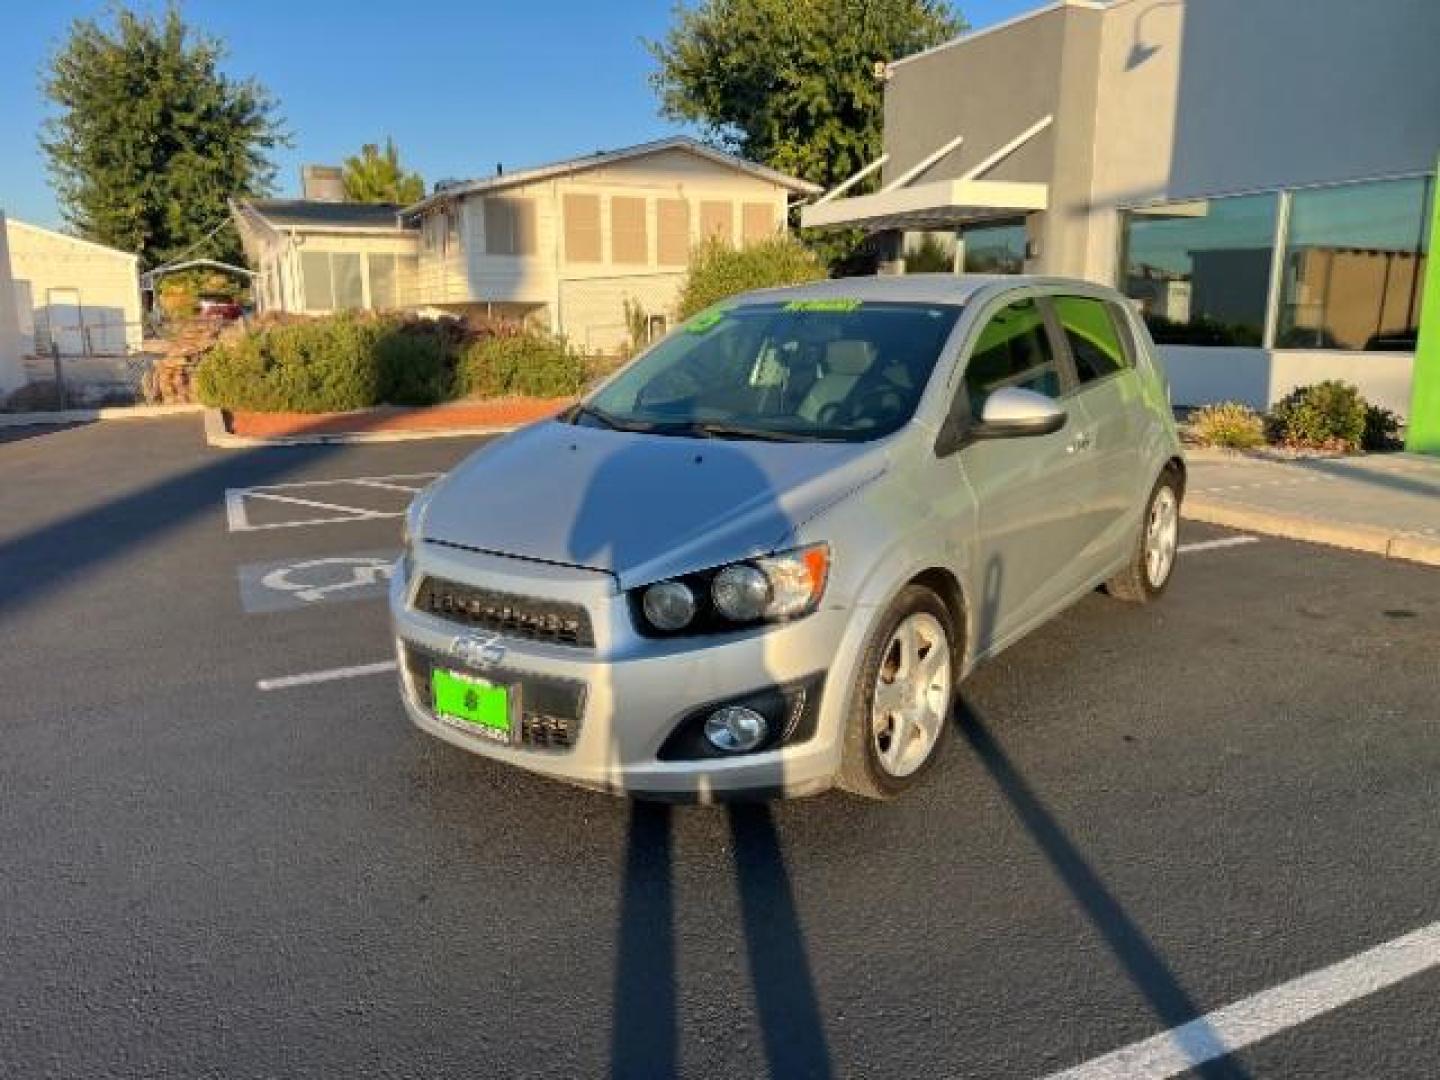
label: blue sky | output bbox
[0,0,1038,229]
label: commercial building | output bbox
[804,0,1439,421]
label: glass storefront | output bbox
[1119,175,1433,352]
[1120,194,1278,346]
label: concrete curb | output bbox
[1184,496,1440,567]
[202,407,519,448]
[0,403,204,428]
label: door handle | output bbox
[1066,430,1094,454]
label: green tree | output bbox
[40,3,285,268]
[649,0,963,266]
[342,138,426,204]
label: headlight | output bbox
[634,543,830,635]
[642,580,698,631]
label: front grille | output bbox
[402,644,587,751]
[413,575,594,648]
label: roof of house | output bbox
[4,217,140,262]
[239,199,409,232]
[402,136,823,216]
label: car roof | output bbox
[733,273,1119,308]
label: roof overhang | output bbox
[801,178,1048,232]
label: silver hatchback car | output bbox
[390,275,1184,800]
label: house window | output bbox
[332,253,363,309]
[564,193,602,263]
[397,255,418,306]
[368,253,396,310]
[484,197,536,256]
[742,202,775,244]
[657,199,690,266]
[961,219,1026,274]
[1276,176,1431,351]
[301,251,334,311]
[700,201,734,245]
[1120,193,1278,347]
[611,196,648,265]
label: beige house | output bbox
[232,199,419,315]
[403,137,820,351]
[3,217,142,360]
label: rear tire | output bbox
[836,584,958,800]
[1105,467,1182,603]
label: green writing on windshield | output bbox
[685,308,729,334]
[782,299,863,313]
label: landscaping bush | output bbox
[196,312,471,412]
[457,330,587,399]
[1265,380,1368,451]
[676,236,826,320]
[1187,401,1265,449]
[1362,403,1404,452]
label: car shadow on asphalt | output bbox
[609,801,833,1080]
[959,700,1252,1080]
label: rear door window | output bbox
[964,297,1063,414]
[1053,296,1130,385]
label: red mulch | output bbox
[228,397,572,438]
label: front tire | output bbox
[1105,467,1182,603]
[837,584,958,800]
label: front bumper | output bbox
[388,543,851,800]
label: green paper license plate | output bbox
[431,668,511,741]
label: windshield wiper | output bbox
[570,404,649,432]
[682,422,815,443]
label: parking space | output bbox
[2,416,1437,1078]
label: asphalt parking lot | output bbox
[2,416,1437,1079]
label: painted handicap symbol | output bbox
[260,556,396,603]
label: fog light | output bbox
[703,705,769,753]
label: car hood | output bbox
[420,421,888,589]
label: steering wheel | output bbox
[843,383,907,427]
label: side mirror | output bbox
[973,387,1068,439]
[934,386,1067,456]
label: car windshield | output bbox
[576,300,963,442]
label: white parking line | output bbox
[1178,536,1259,554]
[226,473,441,533]
[257,660,397,692]
[1044,920,1440,1079]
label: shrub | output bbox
[1265,380,1368,451]
[1187,401,1265,449]
[457,330,587,399]
[196,312,468,412]
[677,236,826,320]
[1362,404,1404,452]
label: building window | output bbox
[611,196,648,265]
[301,251,333,311]
[657,199,690,266]
[700,200,734,245]
[484,197,536,256]
[1120,193,1278,346]
[368,253,396,310]
[332,253,363,310]
[1276,176,1431,351]
[564,193,602,263]
[961,219,1026,274]
[742,202,775,245]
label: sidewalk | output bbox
[1184,448,1440,567]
